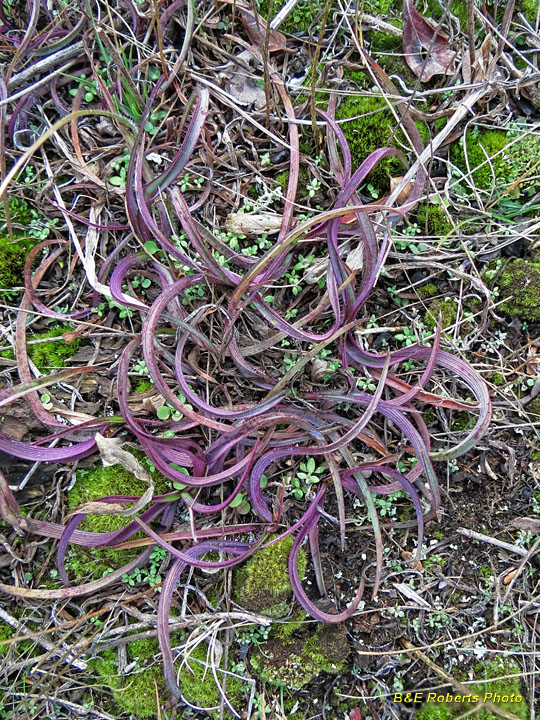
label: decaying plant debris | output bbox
[0,0,539,718]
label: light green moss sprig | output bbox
[234,535,306,618]
[134,379,154,393]
[0,323,80,369]
[417,203,453,237]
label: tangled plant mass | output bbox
[0,77,491,701]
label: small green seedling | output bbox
[395,327,416,347]
[156,392,193,421]
[289,457,325,499]
[229,492,251,515]
[306,178,321,197]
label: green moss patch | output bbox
[250,623,349,689]
[90,636,183,718]
[0,234,35,290]
[65,458,169,581]
[0,323,80,370]
[498,259,540,321]
[179,642,245,717]
[0,197,43,290]
[417,203,453,236]
[417,284,439,299]
[335,94,428,191]
[416,658,528,720]
[452,126,540,205]
[234,535,306,618]
[425,298,458,332]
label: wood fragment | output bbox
[456,527,529,557]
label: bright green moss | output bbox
[234,536,306,618]
[0,621,16,656]
[343,68,370,90]
[335,94,428,191]
[0,618,40,658]
[0,197,40,290]
[179,642,245,717]
[0,234,34,289]
[520,0,538,23]
[450,411,473,432]
[274,608,307,640]
[498,260,540,321]
[134,379,153,393]
[90,636,183,718]
[425,298,458,332]
[28,324,79,368]
[0,323,80,369]
[370,30,401,53]
[275,170,290,194]
[250,623,349,689]
[451,129,509,191]
[65,459,169,581]
[451,126,540,203]
[504,128,540,198]
[335,95,402,190]
[417,203,453,236]
[255,0,324,33]
[449,0,468,28]
[416,658,528,720]
[492,373,505,386]
[416,284,438,299]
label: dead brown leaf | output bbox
[401,550,424,572]
[510,516,540,534]
[403,0,456,82]
[224,65,267,109]
[389,176,414,204]
[66,501,126,519]
[462,35,493,84]
[503,568,518,585]
[226,212,282,236]
[240,9,288,53]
